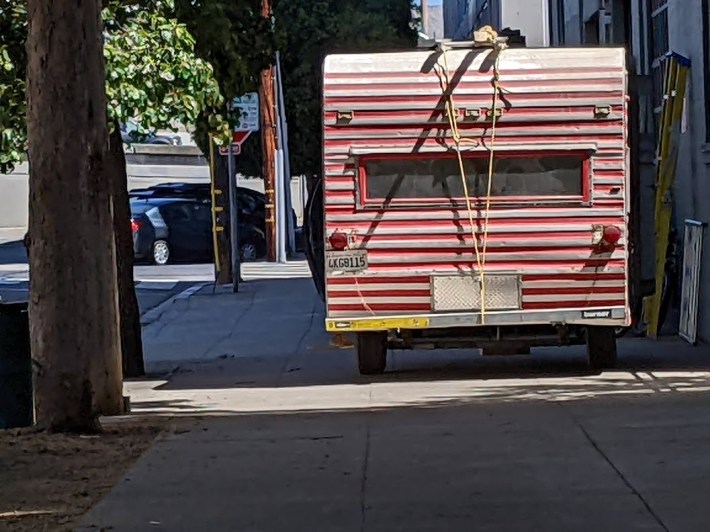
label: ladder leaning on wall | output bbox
[642,51,691,339]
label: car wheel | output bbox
[152,240,170,265]
[240,242,259,262]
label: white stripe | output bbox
[326,280,627,291]
[525,280,626,289]
[328,296,429,304]
[328,283,429,292]
[324,72,624,86]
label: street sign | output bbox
[230,92,260,132]
[219,92,259,157]
[218,131,252,156]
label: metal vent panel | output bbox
[679,220,706,345]
[431,274,521,312]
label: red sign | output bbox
[218,130,252,156]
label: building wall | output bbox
[552,0,710,341]
[663,0,710,341]
[443,0,550,45]
[422,0,445,39]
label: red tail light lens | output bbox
[328,231,348,251]
[131,219,140,233]
[602,225,622,246]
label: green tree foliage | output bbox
[273,0,417,178]
[103,1,230,141]
[0,2,27,173]
[0,0,238,173]
[173,0,277,153]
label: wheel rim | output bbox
[153,241,169,265]
[240,243,257,262]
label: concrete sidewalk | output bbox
[78,268,710,531]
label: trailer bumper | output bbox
[326,306,628,333]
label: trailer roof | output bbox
[323,47,626,75]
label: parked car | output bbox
[120,121,182,146]
[130,197,265,265]
[129,182,303,251]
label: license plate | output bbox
[326,249,368,273]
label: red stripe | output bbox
[327,289,430,298]
[523,287,625,296]
[524,272,626,281]
[324,67,626,80]
[328,276,428,285]
[525,299,626,310]
[329,303,430,312]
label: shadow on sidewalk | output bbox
[85,392,710,532]
[125,340,710,419]
[141,337,710,391]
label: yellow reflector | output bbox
[326,317,430,332]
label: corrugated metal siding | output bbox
[322,47,629,319]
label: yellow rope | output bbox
[438,37,505,324]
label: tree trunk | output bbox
[108,121,145,378]
[26,0,123,431]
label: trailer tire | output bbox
[587,326,617,370]
[357,332,388,375]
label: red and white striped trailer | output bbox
[321,37,631,374]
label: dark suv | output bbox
[129,182,301,241]
[130,197,265,265]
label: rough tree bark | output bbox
[26,0,124,431]
[108,121,145,378]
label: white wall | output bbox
[0,161,307,229]
[664,0,710,341]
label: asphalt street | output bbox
[0,237,214,314]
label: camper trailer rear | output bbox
[322,43,630,374]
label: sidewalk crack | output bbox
[577,422,670,532]
[360,388,373,532]
[276,297,319,386]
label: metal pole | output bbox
[227,143,240,292]
[275,148,287,263]
[260,0,278,262]
[275,52,296,254]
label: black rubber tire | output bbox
[587,326,618,370]
[357,332,388,375]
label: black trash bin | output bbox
[0,301,33,429]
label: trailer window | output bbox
[362,154,588,203]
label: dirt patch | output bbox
[0,420,163,532]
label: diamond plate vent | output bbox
[431,275,521,312]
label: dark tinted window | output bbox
[194,204,212,224]
[364,155,585,201]
[130,200,158,215]
[160,203,194,222]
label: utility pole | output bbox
[260,0,278,262]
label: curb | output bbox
[140,282,209,327]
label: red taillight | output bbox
[328,231,348,251]
[131,219,140,233]
[602,225,622,246]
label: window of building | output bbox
[702,0,710,142]
[360,153,590,206]
[650,0,669,118]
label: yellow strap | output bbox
[438,39,505,324]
